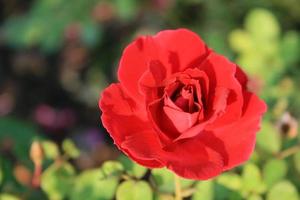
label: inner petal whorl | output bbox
[173,85,195,113]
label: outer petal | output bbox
[204,91,267,170]
[147,97,181,142]
[222,91,267,170]
[162,137,224,180]
[121,130,164,168]
[199,53,244,128]
[118,29,211,103]
[121,129,225,180]
[99,83,163,168]
[118,36,160,103]
[235,65,248,88]
[153,29,211,73]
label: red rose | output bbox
[99,29,267,180]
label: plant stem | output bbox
[31,163,42,188]
[174,174,182,200]
[277,144,300,159]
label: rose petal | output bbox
[121,130,164,168]
[203,91,267,170]
[100,29,267,181]
[121,130,224,180]
[118,29,211,103]
[199,53,244,127]
[154,29,211,72]
[235,65,248,88]
[148,97,181,142]
[99,83,163,167]
[169,86,230,142]
[184,68,210,101]
[139,60,167,88]
[162,137,224,180]
[138,60,167,103]
[118,36,161,104]
[163,105,199,133]
[148,94,201,143]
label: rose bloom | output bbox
[99,29,267,180]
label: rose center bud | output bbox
[173,85,198,113]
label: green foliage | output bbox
[229,8,283,81]
[0,117,40,164]
[293,151,300,173]
[245,9,280,39]
[40,160,124,200]
[281,31,300,66]
[266,181,299,200]
[42,141,60,160]
[247,194,263,200]
[192,180,214,200]
[62,139,80,159]
[114,0,139,21]
[0,194,20,200]
[3,0,101,52]
[41,162,76,200]
[241,163,266,196]
[151,168,195,193]
[263,159,288,188]
[154,194,175,200]
[256,121,281,154]
[217,173,242,191]
[100,160,124,179]
[119,156,147,179]
[70,168,119,200]
[0,162,2,185]
[116,180,153,200]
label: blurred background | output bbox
[0,0,300,199]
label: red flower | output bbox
[99,29,267,180]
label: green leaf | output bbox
[266,181,299,200]
[41,162,76,200]
[151,168,195,193]
[216,173,242,191]
[3,0,99,52]
[282,31,300,66]
[154,194,174,200]
[0,158,16,189]
[202,31,231,56]
[192,180,214,200]
[81,21,101,47]
[0,194,20,200]
[245,8,280,39]
[100,160,124,179]
[0,117,40,164]
[263,159,287,188]
[0,162,2,185]
[214,183,243,200]
[70,168,119,200]
[62,139,80,159]
[241,163,266,195]
[114,0,138,21]
[293,151,300,173]
[116,180,153,200]
[247,194,263,200]
[257,121,281,154]
[229,29,253,52]
[42,140,60,160]
[119,156,147,179]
